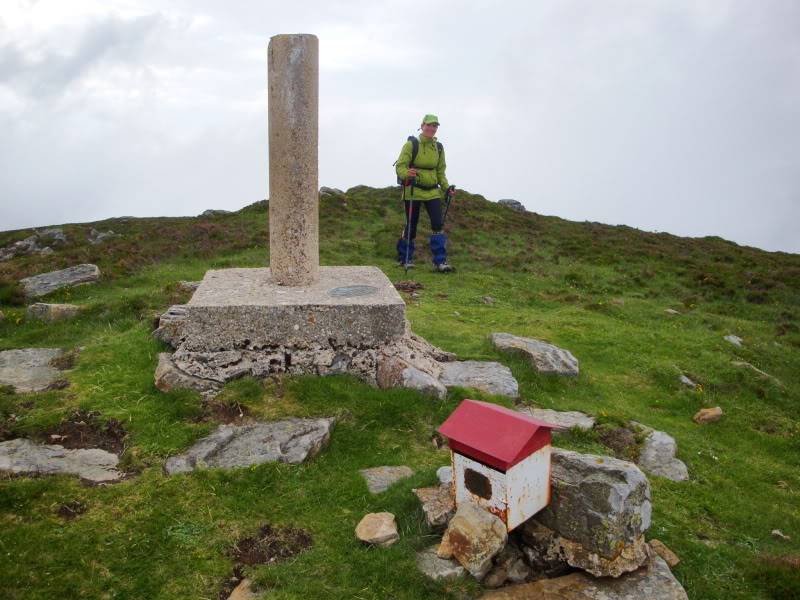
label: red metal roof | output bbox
[437,399,560,472]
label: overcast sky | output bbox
[1,0,798,253]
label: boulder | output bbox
[413,485,456,530]
[480,556,688,600]
[724,334,743,347]
[497,199,526,212]
[439,361,519,398]
[0,234,43,261]
[200,209,232,217]
[355,512,399,547]
[632,424,689,482]
[693,407,723,424]
[376,356,446,399]
[649,539,680,568]
[39,247,54,256]
[153,352,220,396]
[0,348,65,392]
[416,544,466,580]
[491,333,579,376]
[164,418,335,474]
[516,407,594,432]
[26,303,81,322]
[88,228,118,245]
[521,448,652,577]
[37,228,67,245]
[359,465,413,494]
[319,187,345,196]
[19,264,101,298]
[0,438,121,483]
[440,501,508,580]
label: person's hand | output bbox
[407,168,418,177]
[448,188,456,199]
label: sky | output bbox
[1,0,798,253]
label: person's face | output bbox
[421,122,439,137]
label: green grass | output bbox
[1,187,798,599]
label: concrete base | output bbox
[154,266,456,395]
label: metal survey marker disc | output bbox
[328,285,379,298]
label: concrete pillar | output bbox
[267,34,319,286]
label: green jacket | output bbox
[394,134,449,201]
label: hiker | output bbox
[394,114,456,272]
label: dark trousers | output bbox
[402,198,443,239]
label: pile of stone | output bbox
[87,228,119,245]
[0,228,66,262]
[416,448,688,598]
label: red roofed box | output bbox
[437,399,560,530]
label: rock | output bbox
[37,228,67,245]
[491,333,579,376]
[771,529,791,541]
[649,540,680,567]
[632,423,689,482]
[355,512,399,547]
[0,234,43,261]
[359,465,413,494]
[177,280,201,293]
[0,348,65,392]
[731,360,784,387]
[437,465,453,485]
[402,366,447,399]
[39,247,54,256]
[693,407,723,424]
[679,374,696,389]
[439,361,519,398]
[227,578,256,600]
[516,407,595,432]
[440,501,508,580]
[154,352,221,396]
[19,264,101,298]
[416,544,466,580]
[26,303,81,322]
[483,564,509,588]
[164,418,335,474]
[664,309,681,316]
[413,485,456,530]
[486,543,529,588]
[724,334,743,347]
[0,438,121,483]
[480,556,688,600]
[200,209,232,217]
[497,199,526,212]
[319,187,345,196]
[0,310,5,321]
[481,296,496,305]
[88,228,118,245]
[153,306,188,347]
[521,448,652,578]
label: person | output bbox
[394,114,456,272]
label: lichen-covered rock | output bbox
[359,465,413,494]
[416,544,466,580]
[164,418,334,474]
[0,438,121,483]
[632,424,689,482]
[480,556,687,600]
[440,501,508,580]
[413,485,456,530]
[439,361,519,398]
[26,303,81,322]
[521,448,652,577]
[20,264,100,298]
[0,348,65,393]
[355,512,399,547]
[491,333,579,376]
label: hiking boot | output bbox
[398,260,415,269]
[434,262,454,273]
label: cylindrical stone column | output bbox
[268,34,319,286]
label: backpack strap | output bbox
[408,135,419,166]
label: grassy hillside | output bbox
[1,186,798,599]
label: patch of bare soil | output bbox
[597,426,640,461]
[38,409,127,455]
[394,280,424,293]
[57,500,87,520]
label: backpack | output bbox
[394,136,444,185]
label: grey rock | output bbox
[413,485,456,530]
[481,296,496,305]
[200,209,232,217]
[437,465,453,485]
[664,308,681,316]
[319,186,345,196]
[164,417,335,474]
[480,556,687,600]
[679,374,696,389]
[37,228,67,245]
[416,544,466,581]
[20,264,101,298]
[0,235,42,261]
[497,199,526,212]
[88,228,118,245]
[359,465,414,494]
[724,334,743,347]
[491,332,579,376]
[441,501,508,580]
[154,352,221,396]
[26,303,81,322]
[0,438,121,483]
[522,448,652,577]
[439,361,519,398]
[0,348,65,392]
[632,423,689,482]
[153,305,188,347]
[516,407,595,431]
[38,247,54,256]
[402,366,447,399]
[177,280,201,293]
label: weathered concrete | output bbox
[359,465,413,494]
[0,348,64,393]
[268,34,319,286]
[491,333,579,376]
[164,418,334,474]
[0,438,121,483]
[439,361,519,398]
[20,264,100,298]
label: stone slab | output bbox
[178,267,405,350]
[0,438,121,482]
[359,465,414,494]
[439,361,519,398]
[0,348,64,392]
[20,264,100,298]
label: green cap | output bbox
[422,114,440,125]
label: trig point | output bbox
[153,33,451,396]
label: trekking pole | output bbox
[441,185,456,227]
[403,176,416,274]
